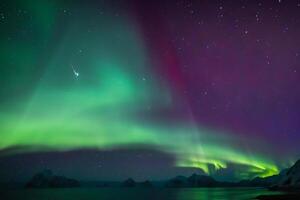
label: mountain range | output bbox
[24,159,300,191]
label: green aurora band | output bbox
[0,0,280,179]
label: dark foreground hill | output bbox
[256,159,300,199]
[270,159,300,190]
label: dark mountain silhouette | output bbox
[25,169,80,188]
[166,174,219,187]
[140,180,153,187]
[270,160,300,190]
[121,178,136,187]
[237,174,282,187]
[164,160,300,189]
[256,160,300,199]
[188,173,218,187]
[22,159,300,191]
[165,175,188,187]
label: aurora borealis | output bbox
[0,0,300,182]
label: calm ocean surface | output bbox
[1,187,283,200]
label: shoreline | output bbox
[256,193,300,200]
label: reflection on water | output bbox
[175,188,282,200]
[1,188,283,200]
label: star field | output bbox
[0,0,299,181]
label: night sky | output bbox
[0,0,300,182]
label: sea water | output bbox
[0,187,283,200]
